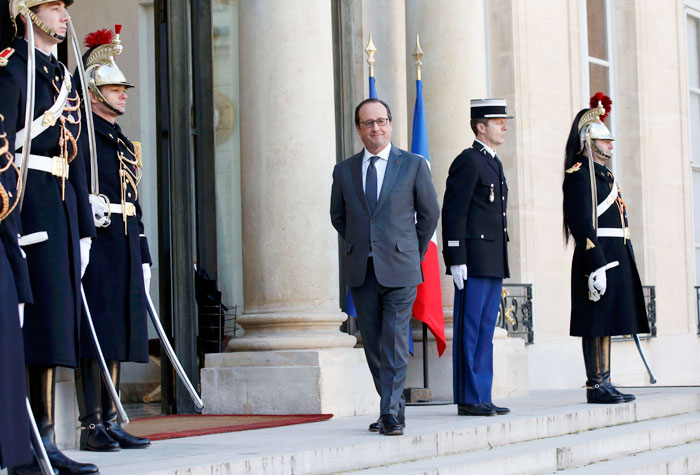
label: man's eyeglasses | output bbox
[359,118,390,128]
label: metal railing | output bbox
[696,286,700,336]
[198,303,239,354]
[612,285,656,341]
[498,283,534,344]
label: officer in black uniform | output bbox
[74,26,151,452]
[442,99,512,417]
[0,1,98,473]
[0,114,34,472]
[563,93,650,404]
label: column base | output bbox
[201,348,379,417]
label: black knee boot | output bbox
[598,336,636,402]
[102,360,150,449]
[76,359,120,451]
[582,337,623,404]
[26,365,99,474]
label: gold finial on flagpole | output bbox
[365,32,377,78]
[412,34,423,81]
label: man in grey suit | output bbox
[330,98,440,436]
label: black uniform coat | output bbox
[442,141,509,278]
[0,119,32,468]
[80,115,151,363]
[0,38,95,368]
[563,159,650,336]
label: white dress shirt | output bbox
[361,142,391,198]
[475,139,496,158]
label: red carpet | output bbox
[127,414,333,441]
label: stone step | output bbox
[349,412,700,474]
[58,389,700,475]
[559,440,700,474]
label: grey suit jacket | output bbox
[330,145,440,288]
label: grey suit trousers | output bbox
[351,258,415,417]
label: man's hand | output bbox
[451,264,468,290]
[143,263,151,291]
[80,237,92,278]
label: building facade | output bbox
[61,0,700,418]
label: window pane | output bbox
[586,0,608,60]
[589,62,610,96]
[691,93,700,165]
[687,16,700,89]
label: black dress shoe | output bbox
[105,421,151,449]
[45,444,99,474]
[80,423,121,452]
[368,417,382,432]
[457,403,496,416]
[484,402,510,415]
[379,414,403,436]
[586,385,625,404]
[607,385,636,402]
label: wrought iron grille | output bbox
[198,303,239,354]
[497,283,534,344]
[612,285,656,341]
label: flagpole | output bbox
[412,34,431,391]
[365,32,377,98]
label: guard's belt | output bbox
[597,180,618,217]
[109,202,136,217]
[15,153,69,179]
[14,65,71,150]
[597,227,630,239]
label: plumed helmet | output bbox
[83,25,133,114]
[578,92,614,148]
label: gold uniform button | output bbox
[480,234,484,239]
[503,212,506,216]
[504,228,507,232]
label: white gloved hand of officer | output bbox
[18,303,24,328]
[89,194,111,228]
[588,266,607,302]
[79,237,92,278]
[450,264,468,291]
[143,263,151,291]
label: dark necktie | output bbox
[365,155,378,213]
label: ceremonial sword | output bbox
[81,285,129,425]
[633,334,657,384]
[17,12,35,211]
[145,291,205,410]
[26,398,54,475]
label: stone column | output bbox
[201,0,377,416]
[403,0,526,401]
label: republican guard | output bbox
[0,1,98,473]
[75,26,152,451]
[442,99,512,417]
[563,93,650,404]
[0,114,34,472]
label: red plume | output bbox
[84,29,115,49]
[114,24,122,35]
[589,92,612,122]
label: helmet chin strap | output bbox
[591,140,612,161]
[26,9,65,41]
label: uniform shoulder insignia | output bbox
[132,141,143,169]
[566,162,582,174]
[0,47,15,67]
[585,238,595,250]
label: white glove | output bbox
[80,237,92,278]
[89,194,111,228]
[18,303,24,328]
[451,264,468,291]
[143,263,151,291]
[588,266,607,302]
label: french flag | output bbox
[410,77,446,357]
